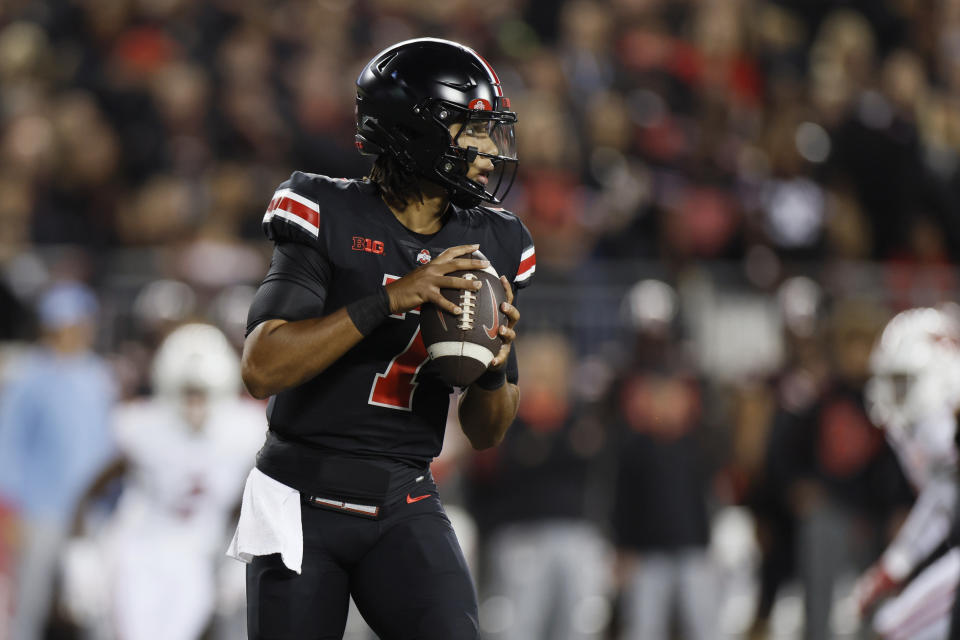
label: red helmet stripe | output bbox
[466,47,504,97]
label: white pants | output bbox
[619,549,717,640]
[874,547,960,640]
[110,535,216,640]
[482,521,611,640]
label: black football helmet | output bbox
[356,38,518,208]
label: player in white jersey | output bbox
[62,324,265,640]
[853,307,960,640]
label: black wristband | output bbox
[472,368,507,391]
[346,287,391,336]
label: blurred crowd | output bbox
[4,0,960,276]
[3,0,960,638]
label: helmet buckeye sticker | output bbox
[468,98,492,111]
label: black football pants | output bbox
[246,484,479,640]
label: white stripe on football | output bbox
[426,341,496,365]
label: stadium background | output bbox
[2,0,960,638]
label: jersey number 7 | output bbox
[367,275,429,411]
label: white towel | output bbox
[226,468,303,574]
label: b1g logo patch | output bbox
[468,98,491,111]
[352,236,385,255]
[416,249,431,264]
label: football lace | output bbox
[459,274,478,330]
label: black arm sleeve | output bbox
[245,242,333,335]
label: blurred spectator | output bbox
[606,280,717,640]
[745,277,831,637]
[0,281,116,640]
[467,332,611,640]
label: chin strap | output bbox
[449,189,482,208]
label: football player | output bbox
[853,307,960,640]
[63,323,265,640]
[227,38,535,639]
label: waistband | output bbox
[300,471,435,520]
[256,430,430,505]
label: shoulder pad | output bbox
[478,204,521,223]
[262,172,358,245]
[476,205,535,289]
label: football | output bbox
[420,254,507,387]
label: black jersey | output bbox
[247,171,535,473]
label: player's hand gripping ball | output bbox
[420,252,507,387]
